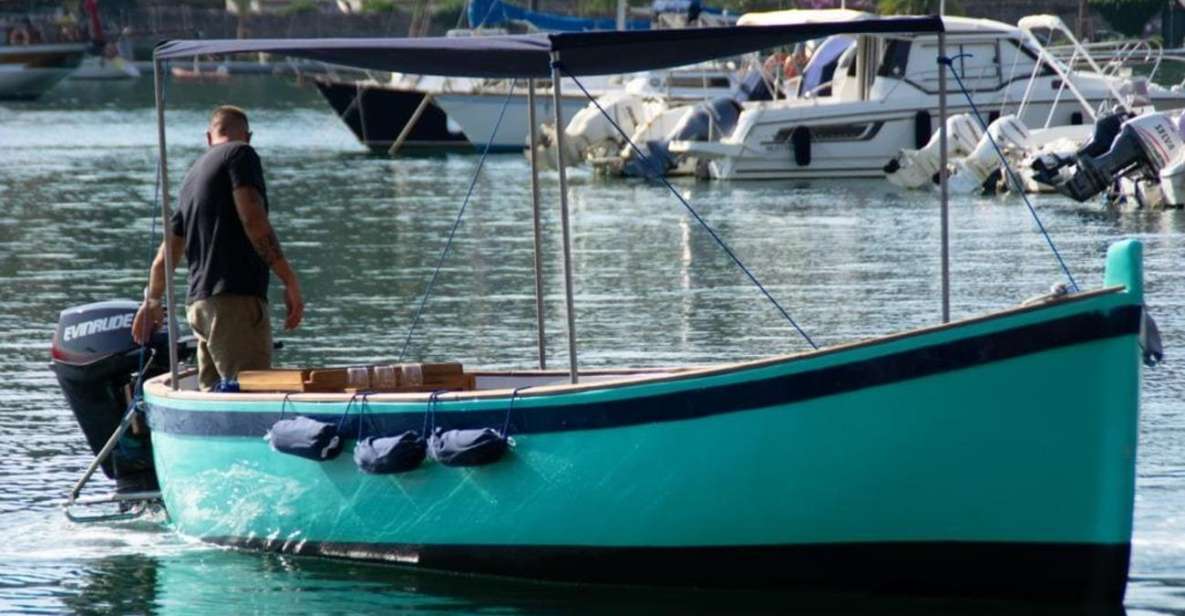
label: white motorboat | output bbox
[0,43,88,101]
[671,14,1185,180]
[530,64,744,173]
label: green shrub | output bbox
[280,0,319,15]
[361,0,397,13]
[877,0,964,16]
[1088,0,1163,37]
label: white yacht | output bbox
[671,14,1185,180]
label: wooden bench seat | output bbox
[237,362,474,393]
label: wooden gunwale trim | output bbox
[144,286,1127,405]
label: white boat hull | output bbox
[703,93,1185,180]
[434,92,599,152]
[0,43,87,101]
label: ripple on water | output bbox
[1,75,1183,614]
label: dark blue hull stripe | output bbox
[148,305,1141,437]
[211,536,1131,603]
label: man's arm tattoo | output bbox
[251,228,285,266]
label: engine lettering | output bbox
[62,313,134,342]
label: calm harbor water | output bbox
[0,75,1182,614]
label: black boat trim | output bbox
[211,536,1130,603]
[147,305,1142,437]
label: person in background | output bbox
[132,106,304,390]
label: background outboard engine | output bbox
[623,97,742,178]
[1030,110,1131,188]
[50,300,192,494]
[948,115,1033,194]
[1030,111,1185,203]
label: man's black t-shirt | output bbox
[171,142,269,302]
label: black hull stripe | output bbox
[313,80,470,146]
[210,536,1130,604]
[148,305,1141,437]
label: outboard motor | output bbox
[884,113,982,189]
[733,68,773,103]
[622,96,741,178]
[948,115,1033,194]
[1038,112,1183,202]
[50,300,192,494]
[1030,111,1130,187]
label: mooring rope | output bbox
[940,54,1080,292]
[398,80,519,361]
[558,63,817,350]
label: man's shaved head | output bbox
[207,105,250,145]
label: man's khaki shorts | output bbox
[186,294,272,391]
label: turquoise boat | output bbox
[122,17,1147,605]
[142,240,1145,602]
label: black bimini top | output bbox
[154,15,943,79]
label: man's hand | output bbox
[132,299,164,345]
[283,283,304,331]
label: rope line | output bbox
[939,54,1080,292]
[398,80,519,361]
[557,63,817,350]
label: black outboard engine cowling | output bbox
[623,96,742,178]
[50,300,186,493]
[1031,111,1132,187]
[1038,112,1183,202]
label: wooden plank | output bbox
[238,369,308,392]
[306,368,349,392]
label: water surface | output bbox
[0,75,1182,614]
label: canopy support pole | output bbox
[527,78,547,370]
[550,52,579,384]
[937,32,950,324]
[153,58,181,390]
[388,92,433,156]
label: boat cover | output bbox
[354,432,428,474]
[428,427,509,466]
[265,415,343,461]
[154,16,942,79]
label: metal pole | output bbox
[153,58,181,389]
[616,0,626,30]
[527,78,547,370]
[550,52,579,384]
[388,93,433,156]
[937,32,950,324]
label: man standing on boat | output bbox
[132,105,304,390]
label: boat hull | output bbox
[144,242,1145,603]
[707,93,1185,180]
[313,79,471,153]
[433,92,597,152]
[0,44,87,101]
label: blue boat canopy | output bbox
[153,16,943,78]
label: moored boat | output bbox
[0,42,88,101]
[313,76,470,152]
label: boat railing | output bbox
[1045,39,1164,83]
